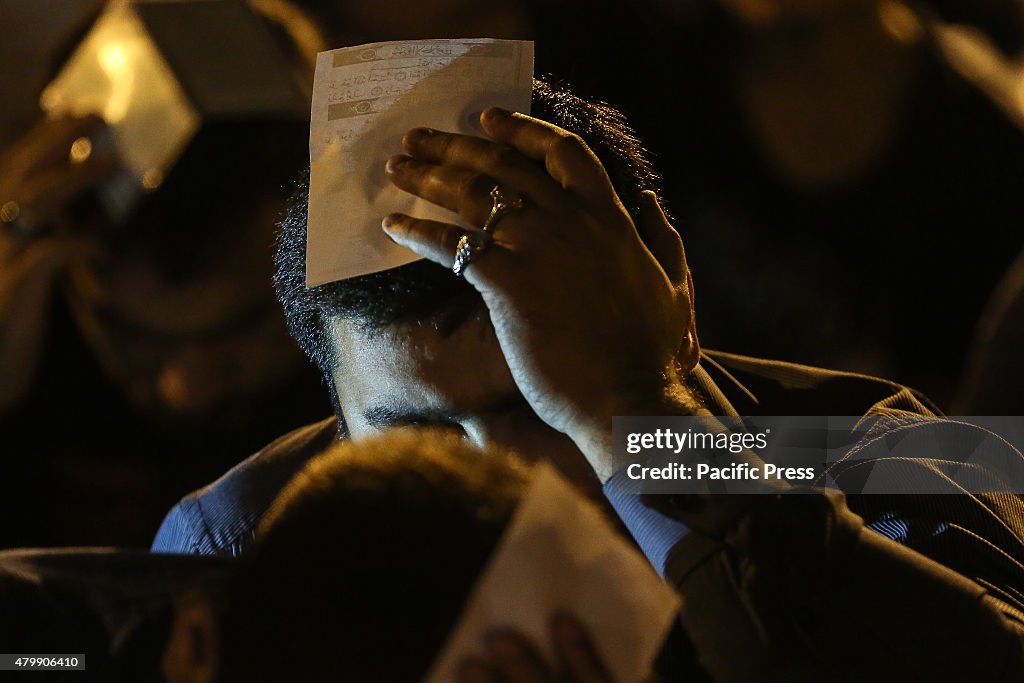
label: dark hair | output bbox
[274,77,664,388]
[216,428,532,682]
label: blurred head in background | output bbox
[0,0,327,419]
[0,0,330,548]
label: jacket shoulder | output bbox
[701,349,938,416]
[152,417,339,556]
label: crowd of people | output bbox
[2,0,1024,681]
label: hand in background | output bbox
[0,114,121,238]
[458,613,614,683]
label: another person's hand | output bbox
[0,114,121,238]
[383,109,702,480]
[458,613,614,683]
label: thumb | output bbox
[635,190,686,285]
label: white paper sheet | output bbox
[306,39,534,286]
[423,463,682,683]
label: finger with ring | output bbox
[452,230,491,277]
[479,108,615,201]
[402,127,562,203]
[482,185,524,233]
[387,156,521,229]
[382,213,499,280]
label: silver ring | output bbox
[452,231,490,277]
[482,185,524,233]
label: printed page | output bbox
[423,463,681,683]
[307,39,534,285]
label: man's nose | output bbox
[461,413,547,459]
[462,415,604,499]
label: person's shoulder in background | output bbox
[0,547,230,681]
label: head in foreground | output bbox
[162,428,531,682]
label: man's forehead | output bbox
[327,314,519,422]
[329,317,421,373]
[329,314,489,370]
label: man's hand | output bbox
[0,114,121,238]
[458,613,614,683]
[383,108,702,480]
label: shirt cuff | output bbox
[603,469,690,576]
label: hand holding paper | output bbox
[307,39,534,285]
[424,464,681,683]
[457,614,615,683]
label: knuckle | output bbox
[549,132,586,160]
[490,144,524,171]
[412,218,432,237]
[457,173,492,214]
[557,203,592,227]
[432,132,454,159]
[544,135,592,187]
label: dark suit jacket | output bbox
[151,349,942,556]
[149,350,1024,680]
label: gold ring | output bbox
[482,185,524,232]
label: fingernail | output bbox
[404,127,435,147]
[385,156,409,174]
[382,213,402,230]
[482,107,510,123]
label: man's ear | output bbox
[162,589,220,683]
